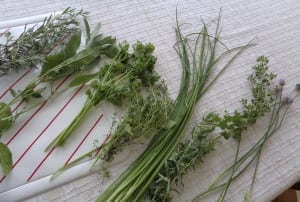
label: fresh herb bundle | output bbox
[96,13,249,201]
[142,56,278,201]
[0,7,86,75]
[45,41,159,151]
[51,81,173,179]
[194,81,298,202]
[0,20,117,175]
[0,22,117,137]
[97,82,173,163]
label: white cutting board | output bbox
[0,13,118,201]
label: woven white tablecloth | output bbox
[0,0,300,201]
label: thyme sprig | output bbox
[45,41,159,151]
[51,81,173,180]
[0,7,86,75]
[142,56,278,201]
[97,82,173,162]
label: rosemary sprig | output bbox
[45,41,159,151]
[0,7,86,75]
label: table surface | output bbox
[1,0,300,201]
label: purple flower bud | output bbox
[282,96,293,105]
[278,79,285,86]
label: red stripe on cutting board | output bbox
[26,147,56,182]
[12,100,25,112]
[0,84,83,183]
[6,101,48,146]
[27,113,103,182]
[64,114,104,165]
[12,74,70,113]
[0,67,33,99]
[0,85,85,182]
[5,76,70,146]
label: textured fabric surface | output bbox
[1,0,299,201]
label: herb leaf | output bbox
[40,31,82,76]
[0,102,13,136]
[0,142,12,175]
[69,73,98,87]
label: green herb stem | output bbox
[193,86,293,201]
[45,98,93,151]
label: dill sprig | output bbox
[45,41,159,151]
[0,7,87,75]
[142,56,278,201]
